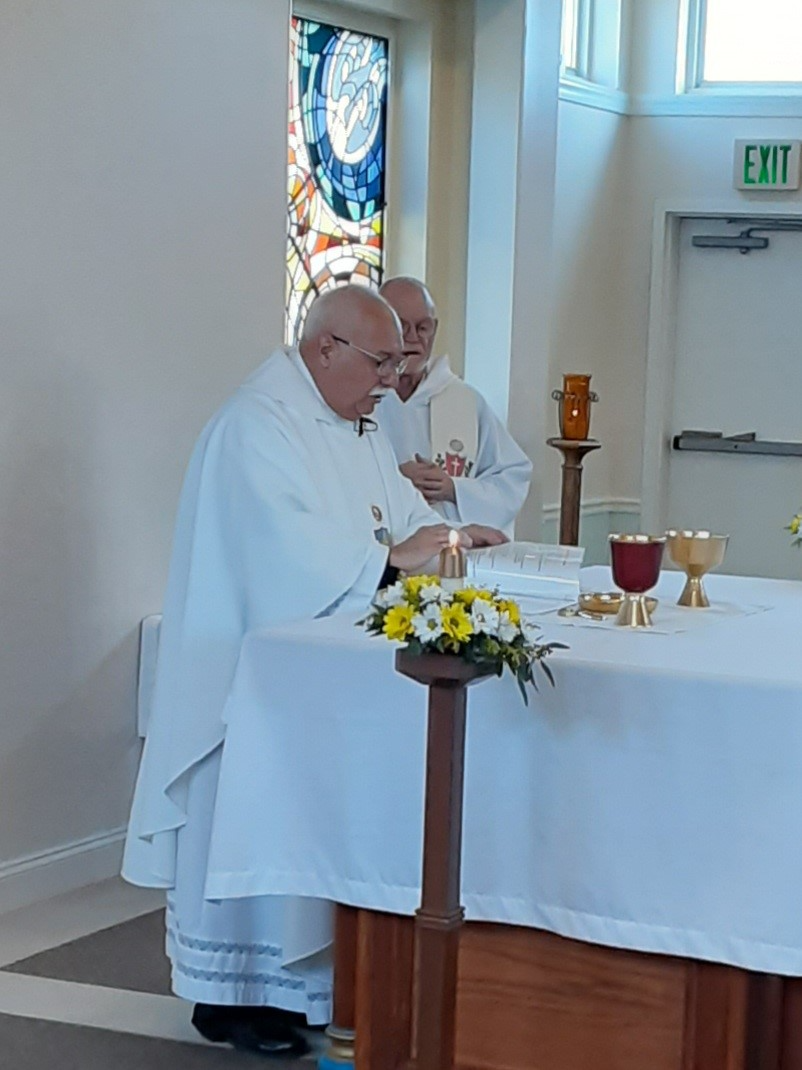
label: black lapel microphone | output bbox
[355,417,378,436]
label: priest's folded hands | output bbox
[388,522,507,572]
[400,454,456,503]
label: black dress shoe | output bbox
[191,1004,310,1057]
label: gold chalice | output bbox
[665,530,729,608]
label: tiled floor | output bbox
[0,879,323,1068]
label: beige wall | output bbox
[0,0,290,879]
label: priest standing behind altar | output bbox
[122,285,506,1058]
[377,276,532,534]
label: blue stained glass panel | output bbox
[286,17,389,343]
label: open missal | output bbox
[466,541,584,605]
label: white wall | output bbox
[619,0,802,505]
[621,114,802,503]
[463,0,562,540]
[550,0,802,518]
[549,100,627,509]
[0,0,290,880]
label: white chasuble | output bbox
[122,346,439,1017]
[377,354,533,533]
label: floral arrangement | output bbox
[360,575,566,703]
[788,511,802,547]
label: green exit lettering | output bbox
[743,143,793,185]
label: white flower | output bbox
[376,581,406,608]
[411,604,444,643]
[470,601,500,636]
[419,583,445,605]
[497,611,519,644]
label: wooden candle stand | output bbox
[546,437,601,546]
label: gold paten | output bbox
[579,591,658,615]
[665,530,729,608]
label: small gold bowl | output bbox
[579,591,658,615]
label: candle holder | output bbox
[551,374,598,441]
[609,534,665,628]
[439,530,466,593]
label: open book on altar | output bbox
[466,541,585,605]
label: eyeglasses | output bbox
[331,335,410,378]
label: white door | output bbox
[666,217,802,578]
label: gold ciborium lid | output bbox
[665,530,729,608]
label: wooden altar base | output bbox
[340,907,802,1070]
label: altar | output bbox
[208,567,802,1069]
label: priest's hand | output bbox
[399,457,436,492]
[460,524,508,547]
[399,455,456,504]
[418,467,456,504]
[389,525,465,572]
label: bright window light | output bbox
[561,0,580,73]
[703,0,802,83]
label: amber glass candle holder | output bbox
[551,374,598,440]
[609,534,665,627]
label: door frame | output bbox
[640,199,802,531]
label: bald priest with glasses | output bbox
[122,284,506,1058]
[378,277,532,535]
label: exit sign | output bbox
[734,140,801,190]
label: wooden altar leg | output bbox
[780,978,802,1070]
[354,911,415,1069]
[682,962,749,1070]
[320,905,358,1070]
[746,973,784,1070]
[682,963,788,1070]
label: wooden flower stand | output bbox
[394,652,494,1070]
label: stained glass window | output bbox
[286,17,389,344]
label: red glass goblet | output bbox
[609,534,665,627]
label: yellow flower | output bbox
[496,599,521,625]
[440,603,473,643]
[383,605,415,641]
[404,574,439,598]
[790,514,801,536]
[454,587,494,607]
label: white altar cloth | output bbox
[205,567,802,976]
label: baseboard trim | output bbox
[0,827,127,916]
[542,498,641,521]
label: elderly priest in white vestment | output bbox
[122,285,506,1057]
[377,277,532,535]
